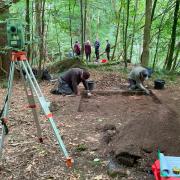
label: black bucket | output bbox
[86,80,95,91]
[154,79,165,89]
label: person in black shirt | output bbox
[105,40,110,60]
[94,39,100,62]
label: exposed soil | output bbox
[79,90,180,163]
[0,70,180,180]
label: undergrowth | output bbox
[0,80,8,89]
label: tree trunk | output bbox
[122,8,125,61]
[83,0,87,43]
[111,2,122,61]
[152,21,163,69]
[0,6,10,77]
[96,10,100,37]
[30,0,35,66]
[80,0,84,60]
[152,1,170,69]
[111,14,121,61]
[52,4,62,60]
[39,0,46,71]
[141,0,152,67]
[35,0,41,69]
[26,0,31,60]
[151,0,157,22]
[163,40,171,68]
[130,0,138,62]
[166,0,179,70]
[124,0,130,68]
[35,0,46,74]
[86,6,91,40]
[54,22,61,60]
[68,0,73,50]
[172,42,180,70]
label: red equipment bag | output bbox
[100,59,108,63]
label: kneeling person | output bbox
[54,68,90,95]
[128,66,150,94]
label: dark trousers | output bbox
[75,52,81,56]
[85,53,91,63]
[128,79,136,87]
[128,79,141,90]
[57,78,73,94]
[106,52,110,60]
[95,50,99,61]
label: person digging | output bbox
[128,66,150,95]
[51,68,92,97]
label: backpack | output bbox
[41,69,52,80]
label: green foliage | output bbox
[90,159,102,167]
[0,80,8,89]
[6,0,179,71]
[152,69,180,85]
[75,144,87,152]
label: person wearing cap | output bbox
[128,66,150,94]
[51,68,91,96]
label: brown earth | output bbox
[79,89,180,167]
[0,70,180,180]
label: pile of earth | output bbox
[97,95,180,168]
[91,72,127,90]
[47,57,85,73]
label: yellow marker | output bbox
[172,167,180,174]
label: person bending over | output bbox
[128,66,150,95]
[51,68,90,96]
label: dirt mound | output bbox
[93,72,127,90]
[79,91,180,167]
[48,58,85,73]
[103,104,180,165]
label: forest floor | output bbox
[0,69,180,180]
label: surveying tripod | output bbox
[0,51,73,167]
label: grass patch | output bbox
[75,144,88,152]
[152,69,180,85]
[90,159,102,167]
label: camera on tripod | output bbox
[7,18,25,50]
